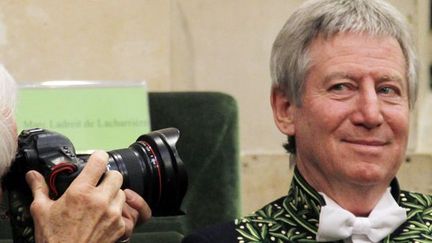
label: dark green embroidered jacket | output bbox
[235,168,432,243]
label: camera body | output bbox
[9,128,86,198]
[3,128,188,243]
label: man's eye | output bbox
[378,86,399,95]
[329,83,349,91]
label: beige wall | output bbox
[0,1,172,88]
[0,0,430,214]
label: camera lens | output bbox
[106,128,187,216]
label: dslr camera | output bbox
[3,127,188,243]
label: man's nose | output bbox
[351,88,384,129]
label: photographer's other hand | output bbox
[121,189,152,239]
[26,151,126,243]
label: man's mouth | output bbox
[342,139,389,147]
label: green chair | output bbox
[131,92,241,242]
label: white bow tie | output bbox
[316,188,407,242]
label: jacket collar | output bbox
[284,167,401,236]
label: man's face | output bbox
[273,32,409,189]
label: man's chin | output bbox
[345,165,392,187]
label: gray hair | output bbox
[0,65,17,178]
[270,0,418,154]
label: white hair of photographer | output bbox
[0,65,17,178]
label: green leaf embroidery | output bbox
[235,228,260,241]
[246,223,261,240]
[260,224,268,239]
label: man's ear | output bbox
[270,87,296,136]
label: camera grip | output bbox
[7,187,35,243]
[5,164,79,243]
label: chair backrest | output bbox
[135,92,241,236]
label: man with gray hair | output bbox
[183,0,431,242]
[0,65,151,242]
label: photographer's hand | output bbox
[120,189,152,241]
[26,151,127,243]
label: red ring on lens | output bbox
[142,141,162,203]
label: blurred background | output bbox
[0,0,431,214]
